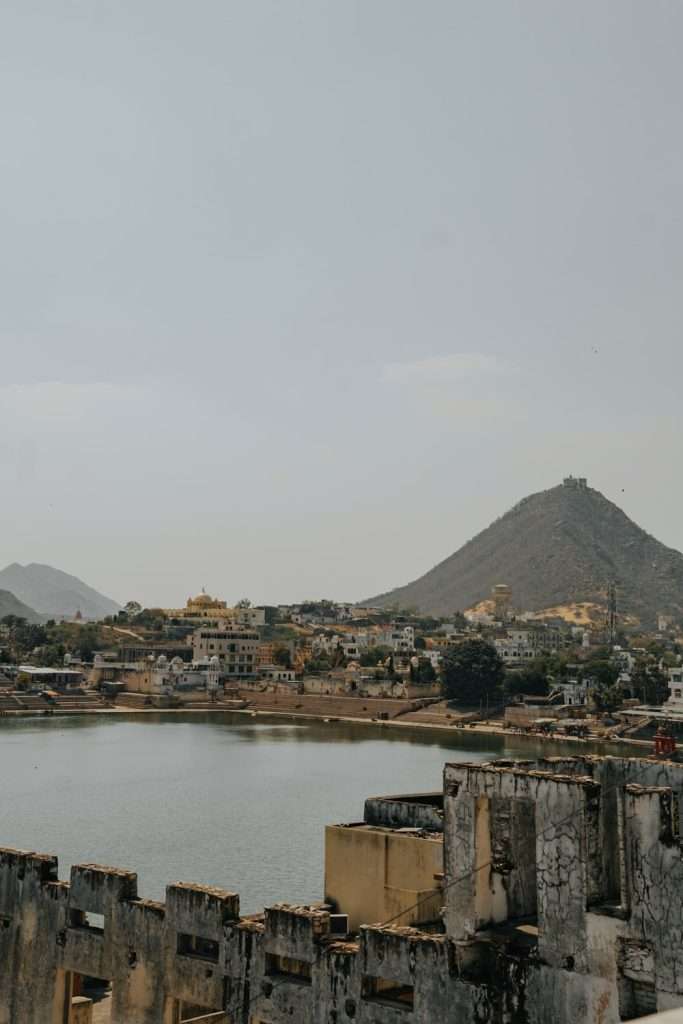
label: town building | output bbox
[121,655,221,700]
[15,665,84,690]
[494,624,563,664]
[117,642,193,665]
[667,665,683,712]
[260,665,297,683]
[165,592,266,629]
[491,582,513,619]
[256,642,289,668]
[311,633,367,660]
[373,624,415,652]
[555,677,589,705]
[2,754,683,1022]
[191,626,259,678]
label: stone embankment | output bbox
[0,686,652,751]
[0,690,109,715]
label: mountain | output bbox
[0,563,120,621]
[0,589,44,624]
[368,479,683,625]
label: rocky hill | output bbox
[0,589,43,624]
[368,479,683,625]
[0,563,120,620]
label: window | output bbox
[362,975,414,1011]
[68,909,105,934]
[177,933,220,963]
[265,953,311,985]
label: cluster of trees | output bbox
[299,599,339,617]
[0,616,104,665]
[439,637,676,711]
[409,656,436,685]
[102,602,167,630]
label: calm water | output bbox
[0,713,596,912]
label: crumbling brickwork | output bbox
[1,755,682,1022]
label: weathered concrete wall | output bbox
[2,755,683,1023]
[363,792,444,832]
[443,755,683,1023]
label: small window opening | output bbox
[68,972,112,1023]
[362,975,414,1011]
[175,1000,226,1022]
[68,909,105,934]
[177,932,220,963]
[265,952,312,984]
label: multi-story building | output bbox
[311,634,366,660]
[373,624,415,653]
[191,626,260,678]
[495,625,564,664]
[666,665,683,712]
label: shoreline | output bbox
[0,699,652,753]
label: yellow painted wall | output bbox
[324,825,443,932]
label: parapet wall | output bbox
[0,847,533,1024]
[2,755,683,1024]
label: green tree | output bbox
[505,661,549,698]
[410,657,436,685]
[414,636,426,651]
[580,653,619,689]
[124,601,142,617]
[360,646,391,667]
[304,655,332,674]
[39,644,67,667]
[631,657,668,705]
[331,644,346,668]
[440,639,505,704]
[273,645,292,668]
[592,684,622,714]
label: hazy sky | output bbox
[2,1,682,608]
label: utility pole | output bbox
[606,581,618,645]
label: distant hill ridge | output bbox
[367,479,683,625]
[0,563,120,620]
[0,589,43,624]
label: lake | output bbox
[0,712,592,912]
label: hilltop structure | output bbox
[165,592,265,629]
[1,754,682,1022]
[369,478,683,625]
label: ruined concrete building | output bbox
[1,755,683,1022]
